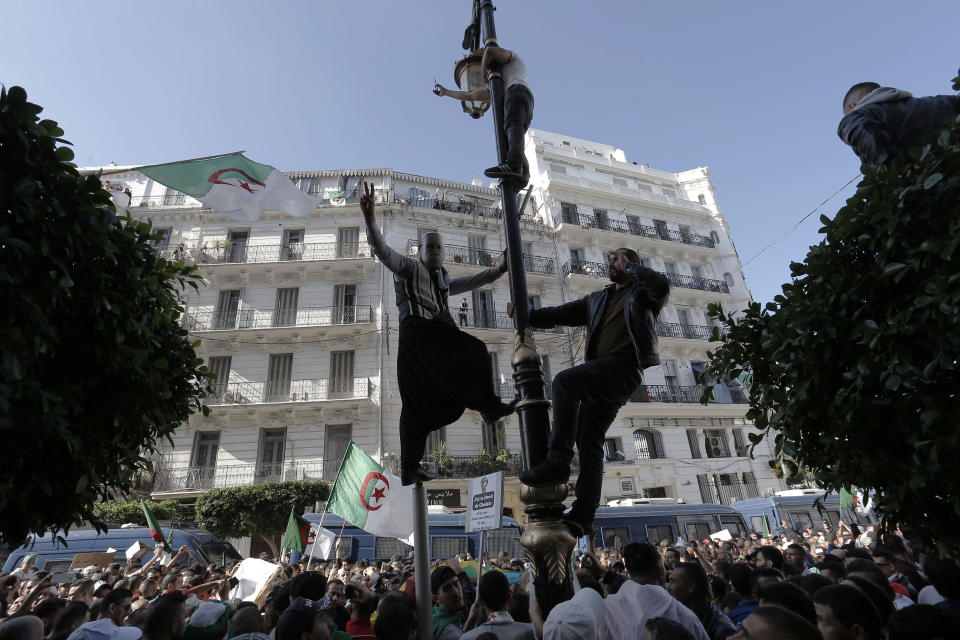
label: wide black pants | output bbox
[397,316,501,473]
[546,353,641,525]
[504,85,534,172]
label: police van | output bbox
[730,489,877,534]
[586,499,749,548]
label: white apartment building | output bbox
[104,129,781,553]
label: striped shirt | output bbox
[365,222,506,324]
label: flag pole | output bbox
[413,481,432,640]
[306,509,327,569]
[478,530,485,580]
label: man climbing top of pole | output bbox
[434,46,534,187]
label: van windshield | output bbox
[199,540,242,566]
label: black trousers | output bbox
[546,353,641,525]
[504,85,534,171]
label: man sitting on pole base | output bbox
[512,248,669,536]
[434,46,534,187]
[360,183,517,485]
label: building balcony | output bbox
[545,172,709,216]
[384,453,580,480]
[454,310,564,336]
[132,187,390,212]
[151,459,338,494]
[560,213,715,249]
[629,384,747,404]
[404,241,555,277]
[655,322,717,341]
[205,377,373,406]
[183,305,374,333]
[561,260,729,295]
[193,241,372,265]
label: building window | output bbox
[593,208,609,230]
[633,429,663,460]
[723,272,735,290]
[619,479,635,494]
[152,227,172,249]
[189,432,220,489]
[732,429,747,455]
[266,353,294,402]
[604,438,625,462]
[687,430,702,458]
[654,220,670,241]
[425,427,448,460]
[273,288,300,327]
[214,290,241,329]
[710,231,720,246]
[257,428,286,481]
[704,430,730,458]
[560,202,579,225]
[329,351,355,398]
[468,235,488,266]
[612,177,628,187]
[207,356,232,400]
[324,425,352,482]
[742,472,760,498]
[643,487,668,499]
[549,163,567,175]
[334,284,357,324]
[282,229,305,260]
[482,422,506,451]
[337,227,360,258]
[226,230,249,263]
[696,474,713,503]
[698,194,707,205]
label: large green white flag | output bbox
[327,443,415,540]
[139,153,316,222]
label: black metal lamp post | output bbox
[456,0,575,615]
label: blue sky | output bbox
[3,1,956,305]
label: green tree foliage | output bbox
[194,481,330,556]
[92,500,185,526]
[0,86,211,546]
[703,76,960,557]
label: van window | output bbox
[685,523,712,542]
[750,516,769,534]
[486,528,524,559]
[200,540,242,566]
[41,559,74,573]
[824,511,841,527]
[336,536,355,560]
[789,512,813,529]
[432,537,468,559]
[719,518,744,537]
[645,525,673,545]
[375,537,412,559]
[601,527,630,548]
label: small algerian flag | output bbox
[282,508,313,553]
[139,153,317,223]
[839,487,859,509]
[141,500,172,553]
[327,442,415,540]
[761,515,771,538]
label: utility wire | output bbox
[738,174,860,271]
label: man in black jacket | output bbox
[838,81,960,165]
[517,248,669,535]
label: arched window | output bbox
[633,429,664,460]
[723,272,735,290]
[710,231,720,246]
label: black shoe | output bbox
[480,397,519,424]
[519,460,570,487]
[484,163,522,179]
[401,466,437,486]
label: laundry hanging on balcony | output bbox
[138,153,318,222]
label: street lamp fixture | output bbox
[453,51,489,119]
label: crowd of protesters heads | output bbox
[1,518,958,640]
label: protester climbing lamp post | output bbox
[459,0,575,615]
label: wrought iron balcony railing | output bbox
[206,378,373,405]
[630,384,746,404]
[404,241,555,275]
[453,310,564,335]
[561,261,730,294]
[561,213,715,249]
[152,459,339,492]
[194,242,371,265]
[655,322,716,341]
[184,305,373,331]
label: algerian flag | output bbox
[327,442,415,540]
[139,153,317,222]
[761,515,771,538]
[839,487,859,509]
[304,525,336,560]
[282,508,313,553]
[141,500,172,553]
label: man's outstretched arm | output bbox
[360,182,415,279]
[434,83,490,102]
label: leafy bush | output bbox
[0,86,211,546]
[92,500,186,525]
[703,76,960,557]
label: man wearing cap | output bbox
[12,555,38,580]
[276,597,334,640]
[65,591,142,640]
[431,557,477,640]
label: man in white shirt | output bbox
[434,46,534,187]
[603,543,709,640]
[460,571,533,640]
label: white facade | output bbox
[108,130,781,527]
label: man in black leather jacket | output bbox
[838,81,960,166]
[517,248,669,535]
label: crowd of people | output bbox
[1,520,958,640]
